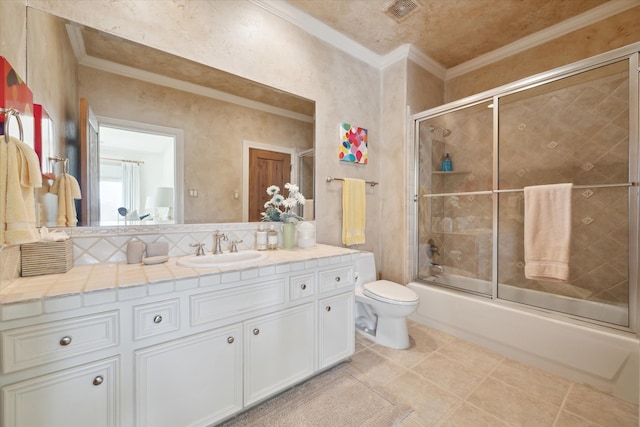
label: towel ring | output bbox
[1,108,24,143]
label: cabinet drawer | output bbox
[289,273,315,300]
[1,311,119,374]
[133,299,180,340]
[318,266,354,293]
[190,279,285,326]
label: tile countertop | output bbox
[0,245,359,320]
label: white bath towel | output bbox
[524,183,572,282]
[0,136,42,246]
[50,173,81,227]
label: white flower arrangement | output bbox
[262,183,306,223]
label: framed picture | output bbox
[339,122,368,164]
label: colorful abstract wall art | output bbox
[339,122,368,164]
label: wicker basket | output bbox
[21,239,74,277]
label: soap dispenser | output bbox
[442,153,453,171]
[256,224,267,251]
[267,224,278,250]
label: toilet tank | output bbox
[354,252,377,286]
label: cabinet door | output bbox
[319,292,354,369]
[244,303,314,405]
[2,357,118,427]
[135,324,242,427]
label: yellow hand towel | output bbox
[0,136,41,245]
[342,178,366,246]
[524,183,572,282]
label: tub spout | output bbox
[429,263,444,275]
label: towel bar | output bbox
[326,176,378,187]
[1,108,24,143]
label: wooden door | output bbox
[249,149,291,222]
[80,98,100,226]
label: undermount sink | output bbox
[177,251,268,268]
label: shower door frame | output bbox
[411,42,640,333]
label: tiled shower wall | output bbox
[418,60,630,307]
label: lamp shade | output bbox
[154,187,173,208]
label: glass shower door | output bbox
[417,101,494,296]
[496,59,631,326]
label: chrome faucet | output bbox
[426,238,440,258]
[213,231,228,254]
[190,242,206,256]
[229,239,243,253]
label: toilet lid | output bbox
[363,280,419,303]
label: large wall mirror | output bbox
[27,8,315,227]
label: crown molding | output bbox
[446,0,639,80]
[252,0,639,82]
[65,23,313,123]
[250,0,384,67]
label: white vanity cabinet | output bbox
[0,248,357,427]
[135,324,243,427]
[319,292,354,369]
[244,303,315,405]
[2,357,119,427]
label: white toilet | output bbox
[354,252,419,349]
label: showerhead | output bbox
[428,125,451,137]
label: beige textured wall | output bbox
[79,66,313,223]
[26,8,78,175]
[446,6,640,102]
[380,60,408,282]
[0,0,27,78]
[27,0,382,254]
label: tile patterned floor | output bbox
[347,321,638,427]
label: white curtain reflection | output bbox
[122,162,140,212]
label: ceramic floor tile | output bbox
[370,334,434,368]
[490,358,571,406]
[554,410,601,427]
[382,371,460,426]
[408,323,456,351]
[346,348,407,387]
[563,383,638,427]
[438,402,511,427]
[411,352,487,398]
[436,338,504,374]
[466,377,560,427]
[355,333,374,352]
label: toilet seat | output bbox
[363,280,419,305]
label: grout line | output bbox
[552,382,573,427]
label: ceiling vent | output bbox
[383,0,421,23]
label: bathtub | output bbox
[408,278,639,404]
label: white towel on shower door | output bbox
[524,183,572,283]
